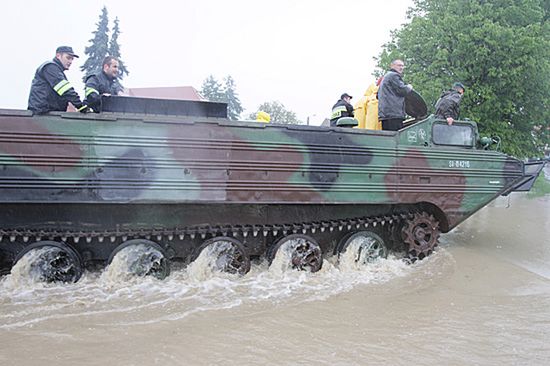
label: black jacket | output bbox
[435,90,462,120]
[378,69,412,120]
[330,99,354,126]
[28,58,85,114]
[84,71,120,112]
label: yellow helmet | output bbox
[256,111,271,123]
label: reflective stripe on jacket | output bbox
[330,99,354,126]
[84,71,120,112]
[27,58,84,114]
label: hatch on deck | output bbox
[101,95,228,118]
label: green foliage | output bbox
[223,76,243,120]
[248,101,302,125]
[81,7,129,87]
[375,0,550,158]
[81,6,109,80]
[201,75,225,102]
[527,169,550,197]
[108,17,129,82]
[200,75,243,120]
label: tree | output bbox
[81,8,130,93]
[248,101,302,124]
[201,75,243,120]
[81,6,110,80]
[375,0,550,158]
[223,76,243,120]
[200,75,225,102]
[108,17,129,84]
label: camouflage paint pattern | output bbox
[0,110,526,235]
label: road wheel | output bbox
[267,234,323,272]
[336,231,388,265]
[13,241,83,283]
[108,239,170,280]
[194,236,250,275]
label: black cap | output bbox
[56,46,79,58]
[341,93,352,99]
[453,82,465,91]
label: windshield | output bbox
[432,123,474,147]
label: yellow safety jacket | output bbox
[354,83,381,130]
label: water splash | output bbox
[187,240,236,281]
[102,244,166,282]
[268,239,300,274]
[337,235,387,271]
[0,248,451,330]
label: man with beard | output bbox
[84,56,122,112]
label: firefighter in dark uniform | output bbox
[330,93,354,127]
[84,56,121,112]
[28,46,89,114]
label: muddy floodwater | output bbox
[1,169,549,366]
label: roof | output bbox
[123,86,204,101]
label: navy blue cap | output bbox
[341,93,352,99]
[56,46,79,58]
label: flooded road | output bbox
[1,171,549,365]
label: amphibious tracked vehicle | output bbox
[0,96,544,282]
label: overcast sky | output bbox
[1,0,413,124]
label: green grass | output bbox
[527,171,550,197]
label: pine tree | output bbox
[200,75,225,102]
[108,16,129,93]
[81,6,110,81]
[223,75,243,120]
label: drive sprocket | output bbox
[401,212,440,260]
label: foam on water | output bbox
[186,240,237,281]
[102,244,165,282]
[0,246,452,330]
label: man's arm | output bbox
[346,103,354,117]
[42,65,86,111]
[388,73,412,97]
[84,75,102,111]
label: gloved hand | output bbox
[78,105,94,113]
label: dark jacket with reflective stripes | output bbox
[330,99,354,126]
[84,71,120,112]
[27,58,85,114]
[435,89,462,120]
[378,69,412,120]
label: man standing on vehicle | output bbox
[330,93,354,127]
[28,46,90,114]
[378,59,413,131]
[435,82,465,125]
[84,56,121,112]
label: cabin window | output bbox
[432,123,474,147]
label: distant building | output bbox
[123,86,204,101]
